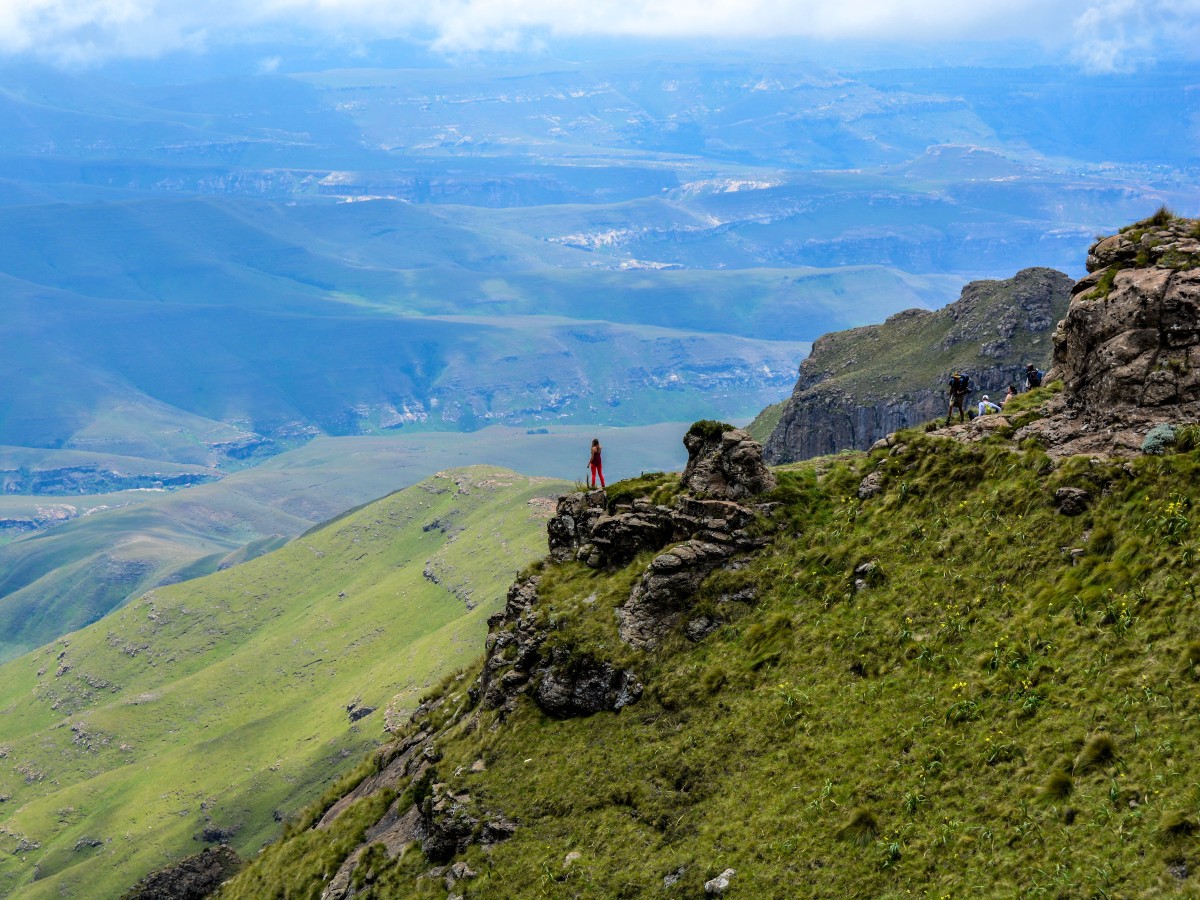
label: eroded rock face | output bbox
[470,576,643,719]
[480,427,779,707]
[1015,218,1200,456]
[1056,266,1200,414]
[682,428,776,499]
[123,845,241,900]
[617,540,734,649]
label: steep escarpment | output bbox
[762,267,1072,463]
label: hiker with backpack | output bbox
[946,372,972,425]
[977,395,1001,416]
[1025,364,1044,391]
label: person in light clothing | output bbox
[977,395,1001,416]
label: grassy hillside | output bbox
[0,424,687,662]
[225,429,1200,898]
[0,466,570,899]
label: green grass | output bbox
[0,466,570,899]
[0,424,689,662]
[227,434,1200,897]
[746,400,787,444]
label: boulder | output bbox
[682,427,776,500]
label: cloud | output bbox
[1069,0,1200,72]
[0,0,1195,69]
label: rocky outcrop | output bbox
[294,423,781,897]
[476,424,778,710]
[470,576,645,718]
[1013,217,1200,456]
[681,427,777,499]
[121,846,241,900]
[763,267,1073,462]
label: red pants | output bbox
[590,462,605,488]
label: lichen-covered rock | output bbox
[533,650,642,717]
[617,540,735,649]
[682,427,776,500]
[421,785,479,864]
[122,845,241,900]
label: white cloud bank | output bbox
[0,0,1196,69]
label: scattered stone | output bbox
[444,861,477,890]
[857,470,884,499]
[853,560,882,592]
[346,699,377,722]
[704,868,736,895]
[684,616,720,642]
[564,851,582,866]
[1054,487,1091,516]
[664,865,687,887]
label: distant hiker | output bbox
[946,372,972,425]
[589,438,605,489]
[977,395,1001,416]
[1025,364,1044,391]
[1003,383,1017,406]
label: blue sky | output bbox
[0,0,1197,71]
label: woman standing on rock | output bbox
[589,438,605,489]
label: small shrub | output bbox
[838,807,880,845]
[1039,770,1073,801]
[687,419,734,441]
[1074,733,1117,773]
[1142,424,1177,455]
[1148,204,1176,227]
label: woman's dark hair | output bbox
[592,438,600,446]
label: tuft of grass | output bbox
[1074,734,1118,774]
[1158,810,1198,841]
[838,807,880,846]
[1040,770,1074,802]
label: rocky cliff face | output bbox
[762,267,1073,463]
[1011,215,1200,456]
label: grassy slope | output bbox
[228,433,1200,898]
[0,466,570,899]
[0,424,687,662]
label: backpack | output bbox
[1028,369,1043,388]
[949,374,971,395]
